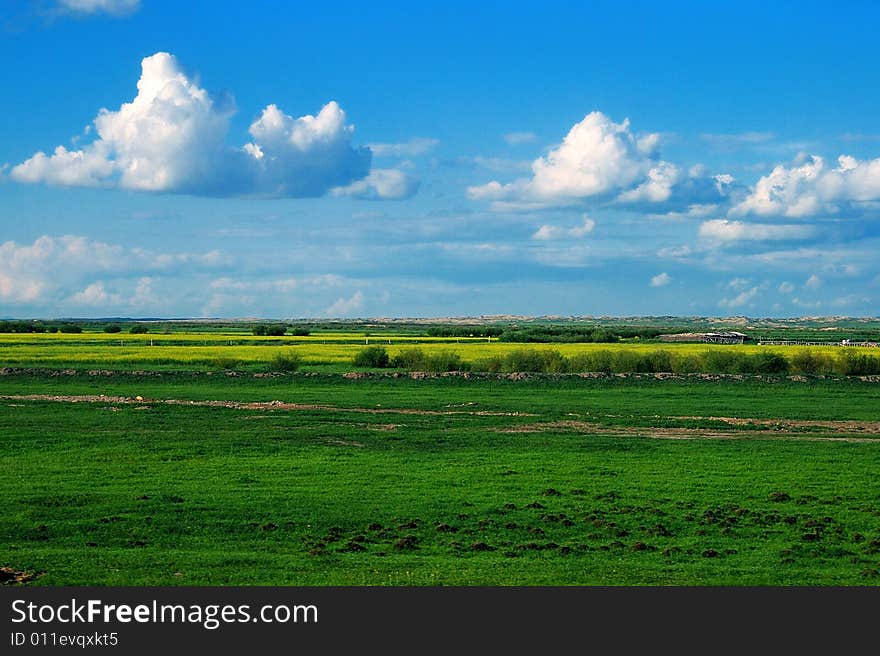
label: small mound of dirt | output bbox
[394,536,419,551]
[0,567,41,585]
[470,542,494,552]
[517,542,542,551]
[648,523,672,537]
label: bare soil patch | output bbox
[497,419,880,443]
[0,394,535,417]
[0,567,41,585]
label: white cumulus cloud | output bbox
[719,286,759,308]
[731,154,880,218]
[325,291,365,317]
[9,52,389,199]
[617,161,681,203]
[650,272,671,287]
[468,111,675,209]
[70,281,121,306]
[532,215,595,240]
[331,168,419,200]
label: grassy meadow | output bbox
[2,323,879,585]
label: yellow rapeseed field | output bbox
[0,331,866,368]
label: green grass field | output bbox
[2,369,880,585]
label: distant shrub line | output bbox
[0,321,83,333]
[497,327,664,343]
[424,325,665,343]
[0,321,156,334]
[252,324,310,336]
[351,346,880,376]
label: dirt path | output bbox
[669,415,880,434]
[497,419,880,443]
[4,394,876,442]
[0,394,535,417]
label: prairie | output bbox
[2,371,879,585]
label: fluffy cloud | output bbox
[634,172,735,213]
[367,138,438,158]
[325,291,364,316]
[778,281,794,294]
[331,168,419,200]
[70,281,121,306]
[243,100,371,197]
[63,277,156,309]
[698,219,816,243]
[468,111,731,212]
[650,272,671,287]
[532,215,595,240]
[56,0,140,15]
[468,112,668,208]
[657,244,693,259]
[616,160,681,203]
[805,274,822,289]
[9,52,387,199]
[719,286,759,309]
[731,154,880,218]
[0,235,222,305]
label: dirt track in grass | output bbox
[496,418,880,442]
[3,393,879,442]
[0,394,535,417]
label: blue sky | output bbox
[2,0,879,319]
